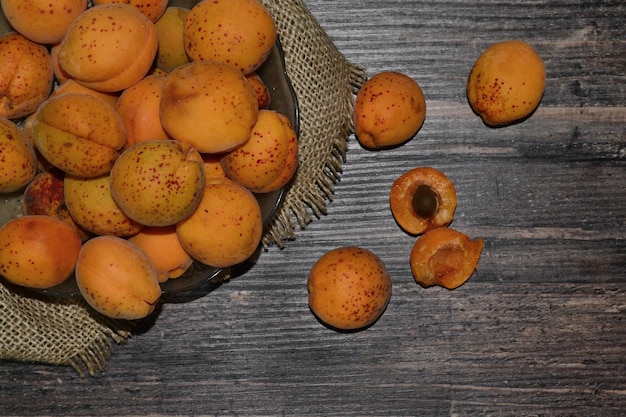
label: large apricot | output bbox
[0,117,37,193]
[75,235,161,320]
[184,0,276,75]
[56,4,158,92]
[110,140,204,227]
[307,247,392,331]
[0,32,54,119]
[467,40,546,126]
[0,215,82,289]
[154,6,191,73]
[0,0,87,44]
[176,177,262,268]
[116,74,170,147]
[354,71,426,149]
[160,60,259,153]
[31,93,127,177]
[221,109,298,193]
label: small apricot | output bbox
[354,71,426,149]
[184,0,277,75]
[202,153,229,181]
[307,247,392,331]
[0,0,87,44]
[51,79,119,109]
[389,167,457,236]
[0,32,54,119]
[127,225,193,283]
[176,177,262,268]
[410,227,484,289]
[0,215,82,289]
[467,40,546,126]
[246,72,271,109]
[0,117,37,193]
[154,6,191,73]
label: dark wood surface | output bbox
[2,0,625,415]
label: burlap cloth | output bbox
[0,0,366,376]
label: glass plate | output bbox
[0,10,299,302]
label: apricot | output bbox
[154,6,191,73]
[389,167,457,236]
[110,140,204,227]
[160,60,259,153]
[246,72,271,109]
[176,177,262,268]
[64,174,144,237]
[410,227,484,289]
[127,225,193,283]
[221,109,298,193]
[75,235,161,320]
[0,32,54,119]
[467,40,546,126]
[22,171,92,241]
[184,0,277,75]
[56,3,158,92]
[31,93,127,177]
[116,74,170,147]
[0,215,82,289]
[0,117,37,193]
[202,153,229,181]
[307,247,392,331]
[92,0,168,22]
[50,43,70,85]
[52,79,119,109]
[0,0,87,44]
[354,71,426,149]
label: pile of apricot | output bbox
[0,0,299,320]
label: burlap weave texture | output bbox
[0,0,366,376]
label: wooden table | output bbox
[2,0,625,415]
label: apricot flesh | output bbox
[307,247,392,331]
[467,40,546,126]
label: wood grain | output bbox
[1,0,625,416]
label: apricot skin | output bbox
[354,71,426,149]
[0,117,37,193]
[467,40,546,126]
[0,215,82,289]
[75,235,161,320]
[307,247,392,331]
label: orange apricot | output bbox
[389,167,457,236]
[354,71,426,149]
[176,177,263,268]
[51,79,119,108]
[0,32,54,119]
[92,0,168,22]
[116,74,170,147]
[221,109,298,193]
[184,0,277,75]
[56,4,158,92]
[127,225,193,283]
[0,0,87,45]
[410,227,484,289]
[467,40,546,126]
[154,6,191,73]
[246,72,271,109]
[307,247,392,331]
[0,117,37,193]
[202,153,229,181]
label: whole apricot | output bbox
[354,71,426,149]
[176,177,262,268]
[56,4,158,92]
[246,72,271,109]
[31,93,127,177]
[92,0,168,22]
[160,60,259,153]
[307,247,392,331]
[0,215,82,289]
[221,109,298,193]
[110,140,204,227]
[184,0,276,75]
[75,235,161,320]
[154,6,191,73]
[410,227,484,289]
[0,32,54,119]
[116,74,170,147]
[64,174,144,237]
[467,40,546,126]
[0,117,37,193]
[127,225,193,283]
[0,0,87,44]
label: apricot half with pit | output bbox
[110,140,204,227]
[307,246,392,331]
